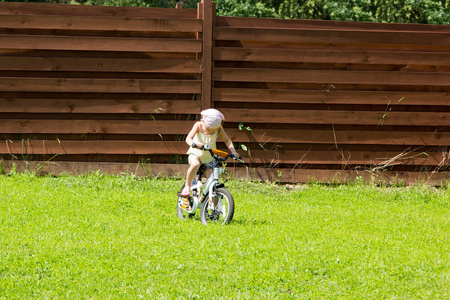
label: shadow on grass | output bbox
[230,218,272,226]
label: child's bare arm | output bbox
[185,122,202,147]
[219,128,238,155]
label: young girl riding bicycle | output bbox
[180,109,238,197]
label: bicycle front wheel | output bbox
[200,187,234,225]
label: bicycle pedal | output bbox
[180,197,191,209]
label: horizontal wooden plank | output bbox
[2,121,450,146]
[0,140,188,155]
[0,35,202,52]
[221,108,450,126]
[213,68,450,86]
[0,99,201,114]
[0,56,201,73]
[0,2,198,19]
[243,149,448,166]
[0,15,202,32]
[225,129,450,146]
[2,140,446,167]
[0,78,201,93]
[216,16,450,33]
[2,160,450,185]
[0,120,194,135]
[236,167,450,185]
[216,40,450,53]
[0,49,199,60]
[214,48,450,66]
[213,89,450,106]
[214,27,450,46]
[0,160,187,178]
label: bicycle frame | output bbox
[180,159,222,214]
[201,159,223,208]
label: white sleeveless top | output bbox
[186,130,219,164]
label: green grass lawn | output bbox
[0,174,449,299]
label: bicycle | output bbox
[177,145,243,225]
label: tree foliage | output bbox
[276,0,449,24]
[2,0,449,24]
[215,0,276,18]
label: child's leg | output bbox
[181,155,201,196]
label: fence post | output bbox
[198,0,215,110]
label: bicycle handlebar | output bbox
[200,144,244,163]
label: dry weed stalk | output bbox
[371,148,413,173]
[289,147,311,175]
[427,147,450,181]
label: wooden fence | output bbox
[1,1,450,185]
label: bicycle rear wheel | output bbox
[200,187,234,225]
